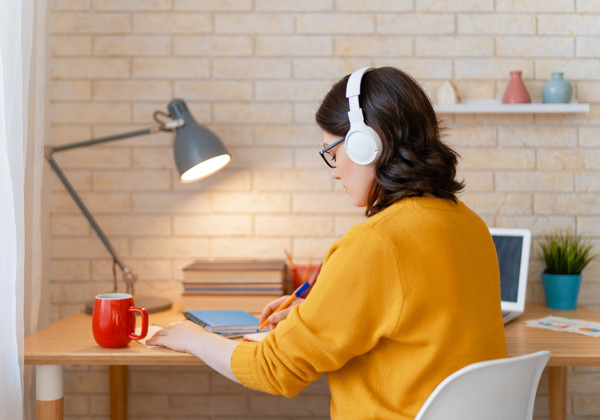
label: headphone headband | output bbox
[346,67,372,101]
[346,67,372,123]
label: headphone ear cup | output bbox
[345,124,382,165]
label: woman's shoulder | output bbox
[365,196,465,224]
[336,197,482,250]
[358,197,482,239]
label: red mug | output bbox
[92,293,148,348]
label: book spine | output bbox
[182,291,281,296]
[182,270,284,283]
[182,283,282,289]
[184,289,281,293]
[184,313,209,328]
[183,260,285,271]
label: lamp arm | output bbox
[44,127,164,293]
[49,126,162,154]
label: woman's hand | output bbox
[148,320,240,383]
[146,320,207,353]
[259,295,305,330]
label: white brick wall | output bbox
[47,0,600,418]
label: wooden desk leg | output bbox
[109,365,128,420]
[36,365,63,420]
[549,366,567,420]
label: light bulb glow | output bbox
[180,154,231,183]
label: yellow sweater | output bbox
[231,197,507,419]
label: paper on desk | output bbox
[525,315,600,338]
[243,331,269,342]
[135,325,164,348]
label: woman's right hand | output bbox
[259,295,304,330]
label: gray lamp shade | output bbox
[168,99,231,183]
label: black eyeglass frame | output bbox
[318,137,345,168]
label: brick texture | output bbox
[47,1,600,419]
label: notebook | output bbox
[489,228,532,324]
[184,310,260,334]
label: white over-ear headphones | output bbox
[344,67,382,165]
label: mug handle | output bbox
[128,307,149,340]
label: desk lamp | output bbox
[46,99,231,313]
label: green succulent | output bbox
[539,231,596,275]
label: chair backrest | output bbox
[415,351,550,420]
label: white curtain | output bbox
[23,0,48,416]
[0,0,33,419]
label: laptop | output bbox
[489,228,532,324]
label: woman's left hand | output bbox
[146,320,207,353]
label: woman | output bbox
[148,67,507,419]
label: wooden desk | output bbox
[26,300,600,420]
[505,302,600,420]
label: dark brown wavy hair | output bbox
[315,66,464,217]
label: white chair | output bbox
[415,351,550,420]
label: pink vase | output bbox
[502,71,531,104]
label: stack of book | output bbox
[182,260,287,310]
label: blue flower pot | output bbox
[541,272,581,310]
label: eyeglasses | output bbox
[319,137,345,168]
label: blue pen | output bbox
[256,280,311,331]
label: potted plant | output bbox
[539,231,596,309]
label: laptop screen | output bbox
[489,228,531,311]
[492,235,524,303]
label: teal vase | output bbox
[541,272,581,310]
[542,72,572,104]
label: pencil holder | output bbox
[286,264,321,297]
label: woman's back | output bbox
[324,197,506,418]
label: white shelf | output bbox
[433,100,590,114]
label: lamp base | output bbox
[85,295,173,315]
